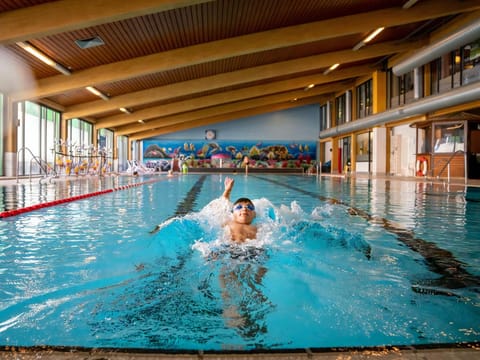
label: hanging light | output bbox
[16,41,71,75]
[85,86,109,101]
[352,27,385,51]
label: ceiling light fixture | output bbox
[352,27,385,51]
[323,63,340,75]
[138,119,145,124]
[16,41,71,75]
[119,107,131,114]
[85,86,109,101]
[304,83,316,90]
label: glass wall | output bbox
[67,118,93,153]
[356,132,372,163]
[433,122,465,153]
[117,135,129,172]
[387,69,415,108]
[463,40,480,85]
[98,128,114,172]
[17,101,61,176]
[356,79,372,119]
[98,128,113,154]
[335,93,347,125]
[319,102,330,131]
[416,122,465,155]
[430,39,480,94]
[340,136,351,173]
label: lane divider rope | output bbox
[0,178,163,219]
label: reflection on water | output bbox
[0,175,479,350]
[0,177,124,211]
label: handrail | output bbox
[16,147,56,183]
[435,150,466,183]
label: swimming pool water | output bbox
[0,174,479,350]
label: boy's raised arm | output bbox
[222,177,234,200]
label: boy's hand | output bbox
[223,177,234,199]
[224,177,234,191]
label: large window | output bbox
[387,69,415,108]
[98,128,113,153]
[356,132,372,162]
[356,79,372,119]
[463,40,480,84]
[17,101,61,175]
[335,92,351,126]
[98,128,114,170]
[117,135,129,172]
[319,102,330,131]
[430,39,480,94]
[433,123,465,153]
[67,118,93,153]
[416,123,465,155]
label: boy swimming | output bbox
[222,177,257,243]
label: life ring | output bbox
[416,157,428,176]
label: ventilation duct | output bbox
[319,82,480,139]
[393,18,480,76]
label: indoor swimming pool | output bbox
[0,174,479,352]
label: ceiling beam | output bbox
[114,85,342,136]
[129,97,326,141]
[11,0,479,100]
[96,68,365,129]
[65,40,415,120]
[0,0,213,45]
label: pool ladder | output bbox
[16,147,57,183]
[435,150,467,185]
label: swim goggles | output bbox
[233,203,255,212]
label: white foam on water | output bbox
[189,197,338,258]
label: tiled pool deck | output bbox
[0,345,479,360]
[1,173,479,359]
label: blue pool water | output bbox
[0,174,479,351]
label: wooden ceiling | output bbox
[1,0,479,140]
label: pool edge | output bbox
[1,343,479,359]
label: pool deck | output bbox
[1,345,480,360]
[1,173,479,359]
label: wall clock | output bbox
[205,129,216,140]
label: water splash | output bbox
[148,196,371,260]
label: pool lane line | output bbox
[0,177,165,219]
[172,175,207,217]
[254,175,480,291]
[149,175,207,234]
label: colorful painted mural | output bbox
[143,139,317,169]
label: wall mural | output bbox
[143,139,317,170]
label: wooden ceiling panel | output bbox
[2,0,479,137]
[0,0,54,12]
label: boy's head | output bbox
[232,198,256,224]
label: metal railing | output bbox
[16,147,57,183]
[435,150,466,184]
